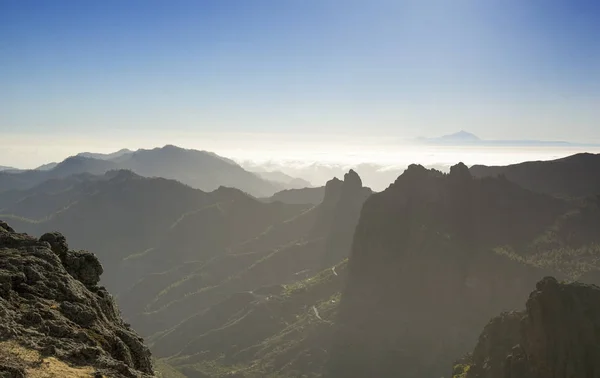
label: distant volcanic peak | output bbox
[441,130,480,141]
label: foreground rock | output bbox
[0,220,154,377]
[456,277,600,378]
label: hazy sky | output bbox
[2,0,600,167]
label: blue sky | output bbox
[1,0,600,167]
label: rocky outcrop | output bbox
[327,164,567,378]
[313,170,372,268]
[0,221,154,377]
[459,277,600,378]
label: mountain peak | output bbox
[440,130,480,141]
[449,162,472,180]
[343,169,362,189]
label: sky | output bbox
[1,0,600,168]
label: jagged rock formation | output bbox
[318,170,372,268]
[327,164,569,378]
[0,221,154,377]
[456,277,600,378]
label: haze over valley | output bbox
[2,1,600,377]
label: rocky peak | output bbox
[458,277,600,378]
[323,170,367,205]
[449,162,472,181]
[0,221,14,233]
[39,232,103,288]
[322,177,344,204]
[327,165,565,377]
[0,221,154,377]
[343,169,362,189]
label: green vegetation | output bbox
[153,359,190,378]
[452,363,471,378]
[155,262,346,377]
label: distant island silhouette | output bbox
[417,130,599,147]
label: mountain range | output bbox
[0,145,308,198]
[2,146,600,377]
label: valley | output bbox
[2,148,600,377]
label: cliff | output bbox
[327,164,567,377]
[0,221,154,377]
[456,277,600,378]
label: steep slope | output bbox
[0,173,102,220]
[470,152,600,198]
[455,277,600,378]
[0,221,154,377]
[158,260,348,378]
[117,193,311,298]
[326,164,584,378]
[318,170,372,268]
[4,171,221,292]
[121,172,370,361]
[35,162,59,171]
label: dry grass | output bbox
[0,340,99,377]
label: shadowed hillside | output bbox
[123,171,371,339]
[470,153,600,198]
[454,277,600,378]
[326,163,600,378]
[0,156,117,193]
[262,186,326,205]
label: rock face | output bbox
[319,170,372,268]
[326,164,566,378]
[0,221,154,377]
[459,277,600,378]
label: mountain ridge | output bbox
[470,152,600,197]
[0,145,291,197]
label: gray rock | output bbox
[0,220,155,377]
[62,250,104,287]
[459,276,600,378]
